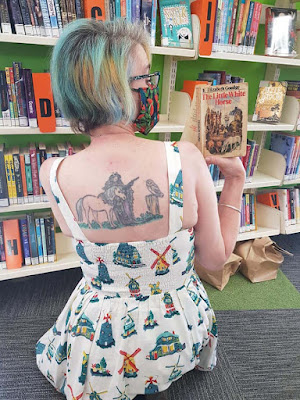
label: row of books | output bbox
[212,0,262,55]
[0,142,87,207]
[0,212,56,270]
[269,132,300,182]
[257,187,300,227]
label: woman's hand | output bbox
[205,156,246,182]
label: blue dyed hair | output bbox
[50,18,151,134]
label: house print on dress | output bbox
[91,356,112,377]
[76,240,93,265]
[149,281,162,295]
[35,340,46,355]
[146,331,186,360]
[166,355,184,381]
[118,348,142,378]
[170,170,183,207]
[126,273,149,301]
[78,351,89,385]
[52,322,61,336]
[46,338,56,362]
[143,310,159,330]
[113,243,146,268]
[145,376,159,394]
[71,313,95,341]
[96,313,115,348]
[182,245,195,275]
[86,382,107,400]
[162,292,180,318]
[121,306,139,338]
[55,341,67,364]
[91,257,114,289]
[191,342,202,363]
[150,244,171,275]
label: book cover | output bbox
[0,0,12,34]
[0,144,9,207]
[182,83,248,158]
[32,72,56,133]
[35,217,44,263]
[40,217,48,263]
[0,221,6,269]
[252,81,287,123]
[12,147,24,204]
[257,191,279,209]
[270,132,296,179]
[26,213,39,264]
[0,70,11,126]
[39,0,52,36]
[241,143,251,172]
[181,80,209,100]
[9,67,19,127]
[7,0,26,35]
[159,0,193,49]
[23,69,38,128]
[19,0,34,35]
[19,217,31,265]
[3,219,23,269]
[13,62,29,127]
[265,7,297,58]
[84,0,106,20]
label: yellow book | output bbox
[4,152,12,201]
[8,153,17,203]
[239,0,251,48]
[245,193,250,231]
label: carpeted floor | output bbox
[0,233,299,400]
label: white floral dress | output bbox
[36,141,218,400]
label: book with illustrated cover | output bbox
[181,82,248,158]
[159,0,193,49]
[252,81,287,123]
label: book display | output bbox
[0,1,300,282]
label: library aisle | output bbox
[0,232,299,400]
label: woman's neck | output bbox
[89,121,136,142]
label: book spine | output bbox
[5,68,16,127]
[0,221,6,269]
[13,62,29,127]
[36,151,43,196]
[126,0,131,21]
[228,0,239,50]
[8,0,26,35]
[75,0,83,18]
[292,138,300,179]
[65,0,75,22]
[50,216,56,261]
[19,218,31,265]
[19,154,28,203]
[27,213,39,264]
[46,0,59,36]
[238,0,250,53]
[19,0,34,35]
[120,0,126,18]
[59,0,69,26]
[224,0,234,49]
[53,0,63,32]
[45,217,54,262]
[35,217,44,263]
[24,153,34,202]
[0,148,9,207]
[296,188,300,223]
[29,146,41,202]
[40,217,48,262]
[23,69,38,128]
[250,193,255,230]
[242,0,254,54]
[33,0,46,36]
[150,0,157,47]
[39,0,52,36]
[248,2,261,55]
[234,0,245,50]
[0,70,11,126]
[13,153,24,204]
[26,0,37,35]
[212,0,221,51]
[249,193,253,229]
[219,0,228,51]
[115,0,121,18]
[289,188,295,224]
[4,154,12,203]
[245,193,250,231]
[0,0,13,34]
[249,143,259,177]
[8,154,17,204]
[241,194,246,232]
[9,68,20,127]
[3,219,23,269]
[131,0,136,22]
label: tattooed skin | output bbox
[76,173,164,230]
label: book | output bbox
[45,216,56,262]
[12,147,24,204]
[27,213,39,264]
[159,0,193,49]
[0,70,11,126]
[35,217,44,263]
[39,0,52,36]
[9,67,19,127]
[84,0,106,20]
[19,148,28,203]
[3,219,23,269]
[19,0,34,35]
[8,0,26,35]
[242,0,254,54]
[224,0,234,51]
[8,151,18,204]
[40,217,48,262]
[53,0,63,32]
[33,0,47,36]
[181,82,248,158]
[238,0,250,53]
[252,81,287,123]
[27,0,38,35]
[248,1,262,55]
[4,150,12,204]
[59,0,69,26]
[4,67,16,126]
[233,0,245,52]
[19,217,31,265]
[13,62,29,127]
[75,0,84,19]
[270,132,296,180]
[24,147,34,203]
[46,0,59,37]
[0,144,9,207]
[29,143,41,202]
[32,72,56,133]
[265,7,297,58]
[212,0,223,51]
[228,0,239,51]
[0,221,6,269]
[0,0,12,34]
[181,80,210,101]
[23,69,38,128]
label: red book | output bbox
[32,73,56,133]
[287,189,291,222]
[29,144,40,200]
[3,219,23,269]
[242,144,251,171]
[84,0,106,20]
[191,0,217,56]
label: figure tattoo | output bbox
[76,173,164,229]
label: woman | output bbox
[36,19,245,400]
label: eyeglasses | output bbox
[129,71,160,88]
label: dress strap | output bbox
[49,157,88,242]
[164,141,183,235]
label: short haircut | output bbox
[50,18,151,134]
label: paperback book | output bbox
[252,81,287,123]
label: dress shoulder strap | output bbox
[164,141,183,235]
[49,157,88,242]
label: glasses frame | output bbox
[129,71,160,91]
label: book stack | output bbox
[212,0,262,54]
[269,132,300,182]
[0,212,56,270]
[0,142,87,207]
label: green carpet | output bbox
[202,270,300,311]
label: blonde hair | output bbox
[50,18,151,134]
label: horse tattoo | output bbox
[76,173,139,229]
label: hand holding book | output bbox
[205,155,246,181]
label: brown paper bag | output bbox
[195,253,242,291]
[234,236,293,283]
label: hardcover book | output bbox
[159,0,193,49]
[252,81,287,123]
[181,82,248,158]
[3,219,23,269]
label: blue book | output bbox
[131,0,136,22]
[224,0,234,46]
[115,0,121,18]
[150,0,157,47]
[40,218,48,263]
[35,217,44,264]
[126,0,132,21]
[19,218,31,266]
[242,1,254,53]
[270,133,296,179]
[219,0,228,47]
[27,213,39,265]
[39,0,52,37]
[46,0,59,37]
[159,0,193,49]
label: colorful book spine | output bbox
[248,1,261,55]
[36,151,43,196]
[33,0,46,36]
[19,0,34,35]
[8,153,17,204]
[45,216,55,262]
[212,0,221,51]
[5,68,16,127]
[228,0,239,51]
[233,0,245,52]
[295,188,300,223]
[75,0,84,18]
[238,0,250,53]
[26,0,38,35]
[27,213,39,264]
[0,0,12,34]
[126,0,131,21]
[35,217,44,263]
[19,152,28,203]
[219,0,228,50]
[150,0,157,47]
[53,0,63,32]
[224,0,234,49]
[29,145,41,202]
[0,70,11,126]
[3,219,23,269]
[249,143,259,177]
[39,0,53,36]
[9,67,20,127]
[59,0,68,26]
[4,152,12,203]
[12,152,24,204]
[8,0,26,35]
[0,145,9,207]
[24,151,34,203]
[13,62,29,127]
[46,0,59,36]
[19,217,31,265]
[40,217,48,263]
[23,69,38,128]
[115,0,121,17]
[120,0,126,17]
[242,0,254,54]
[0,221,6,269]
